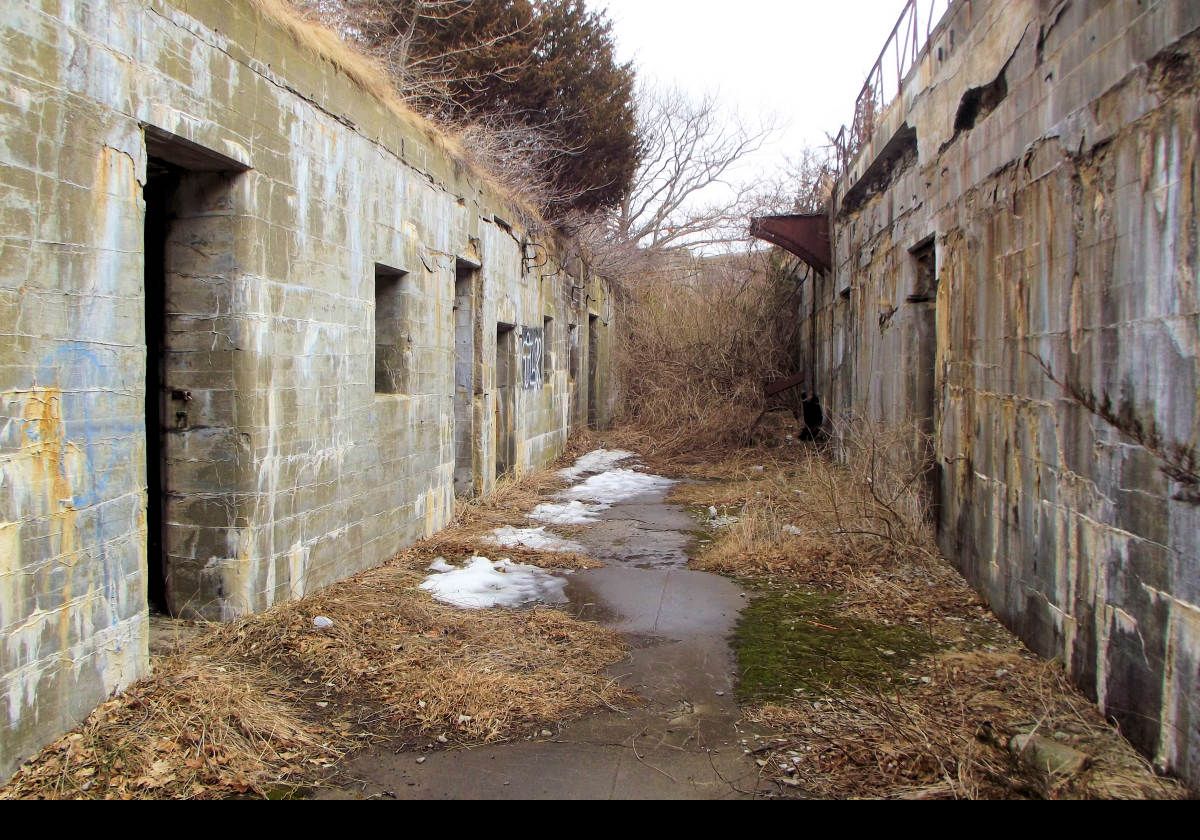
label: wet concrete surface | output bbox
[319,478,770,800]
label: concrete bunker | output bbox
[0,0,619,780]
[796,0,1200,787]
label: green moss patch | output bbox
[734,583,940,702]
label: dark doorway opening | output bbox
[495,323,517,479]
[453,262,479,495]
[587,314,599,428]
[908,236,940,524]
[143,157,181,613]
[141,126,247,618]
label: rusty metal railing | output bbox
[833,0,950,176]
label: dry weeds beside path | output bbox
[652,431,1190,800]
[0,449,625,800]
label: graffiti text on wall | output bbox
[520,326,543,390]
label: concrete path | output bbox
[320,475,766,799]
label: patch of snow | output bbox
[528,499,610,525]
[486,526,584,553]
[562,468,674,505]
[558,448,635,481]
[782,525,805,536]
[419,556,568,609]
[427,557,454,572]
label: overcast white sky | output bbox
[594,0,930,189]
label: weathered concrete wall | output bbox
[807,0,1200,784]
[0,0,615,778]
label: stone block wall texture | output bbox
[0,0,616,778]
[805,0,1199,785]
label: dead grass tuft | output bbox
[203,550,626,747]
[1,654,340,800]
[747,649,1185,800]
[253,0,414,121]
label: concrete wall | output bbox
[0,0,616,778]
[805,0,1199,784]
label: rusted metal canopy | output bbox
[750,213,831,274]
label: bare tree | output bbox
[753,145,837,216]
[563,83,786,282]
[450,113,592,217]
[618,84,776,250]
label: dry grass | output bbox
[203,552,626,746]
[614,251,800,454]
[670,418,976,627]
[660,421,1189,799]
[2,455,626,800]
[419,464,603,569]
[746,649,1185,800]
[253,0,417,123]
[0,654,340,800]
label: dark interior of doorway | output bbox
[495,323,517,479]
[587,314,599,427]
[908,236,941,526]
[143,157,180,613]
[453,262,478,496]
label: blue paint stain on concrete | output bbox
[34,341,146,642]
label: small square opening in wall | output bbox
[374,263,408,394]
[543,316,553,383]
[908,237,937,303]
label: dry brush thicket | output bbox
[614,250,805,454]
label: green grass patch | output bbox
[734,582,940,702]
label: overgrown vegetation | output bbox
[613,250,807,453]
[0,463,626,800]
[298,0,638,214]
[662,423,1187,799]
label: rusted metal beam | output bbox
[764,371,805,397]
[750,213,831,274]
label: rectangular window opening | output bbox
[374,263,408,394]
[907,236,937,303]
[568,323,579,383]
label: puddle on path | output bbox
[319,472,773,800]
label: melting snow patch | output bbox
[419,556,568,609]
[486,526,584,553]
[558,448,636,481]
[427,557,455,573]
[562,468,674,504]
[783,525,805,536]
[528,500,610,525]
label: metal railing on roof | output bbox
[833,0,950,176]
